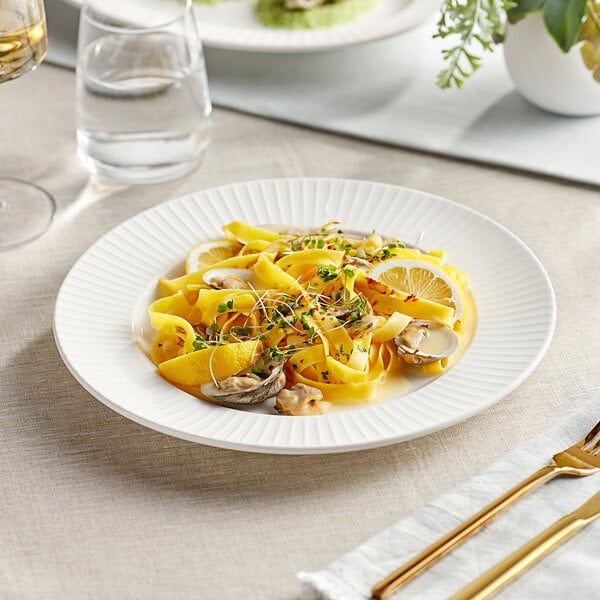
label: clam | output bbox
[345,314,378,335]
[202,268,254,290]
[200,364,285,405]
[275,383,330,416]
[343,256,372,271]
[394,320,460,366]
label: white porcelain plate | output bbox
[61,0,439,53]
[54,178,556,454]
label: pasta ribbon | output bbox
[372,312,413,342]
[365,291,455,328]
[223,221,282,244]
[148,293,198,364]
[253,254,306,294]
[276,249,344,282]
[195,289,263,326]
[159,253,275,296]
[147,220,473,412]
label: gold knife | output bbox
[450,490,600,600]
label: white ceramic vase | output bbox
[503,12,600,116]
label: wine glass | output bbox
[0,0,55,250]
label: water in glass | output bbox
[76,3,211,184]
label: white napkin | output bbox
[298,399,600,599]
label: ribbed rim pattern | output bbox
[54,178,556,454]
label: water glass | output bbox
[75,0,211,185]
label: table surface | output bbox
[2,63,599,600]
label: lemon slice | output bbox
[368,258,463,321]
[158,340,262,386]
[185,240,240,274]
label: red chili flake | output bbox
[404,294,416,302]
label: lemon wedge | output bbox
[158,340,262,386]
[185,240,241,274]
[368,258,463,321]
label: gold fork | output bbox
[371,420,600,600]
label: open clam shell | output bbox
[394,320,460,366]
[200,364,285,405]
[202,267,255,289]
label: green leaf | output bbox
[543,0,587,52]
[193,335,209,351]
[507,0,546,16]
[217,299,234,313]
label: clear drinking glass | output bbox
[75,0,211,185]
[0,0,55,250]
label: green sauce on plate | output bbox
[256,0,378,29]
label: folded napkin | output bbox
[299,399,600,600]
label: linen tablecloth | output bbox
[1,62,599,599]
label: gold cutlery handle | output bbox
[371,465,559,600]
[450,490,600,600]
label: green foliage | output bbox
[437,0,591,88]
[543,0,587,52]
[507,0,545,15]
[436,0,516,89]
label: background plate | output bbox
[61,0,439,53]
[54,178,556,454]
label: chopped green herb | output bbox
[251,365,268,379]
[229,326,252,337]
[267,346,286,362]
[193,335,209,351]
[317,264,338,282]
[299,314,316,340]
[217,299,234,313]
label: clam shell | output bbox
[200,364,285,405]
[394,320,459,365]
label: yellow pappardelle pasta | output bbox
[148,221,474,416]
